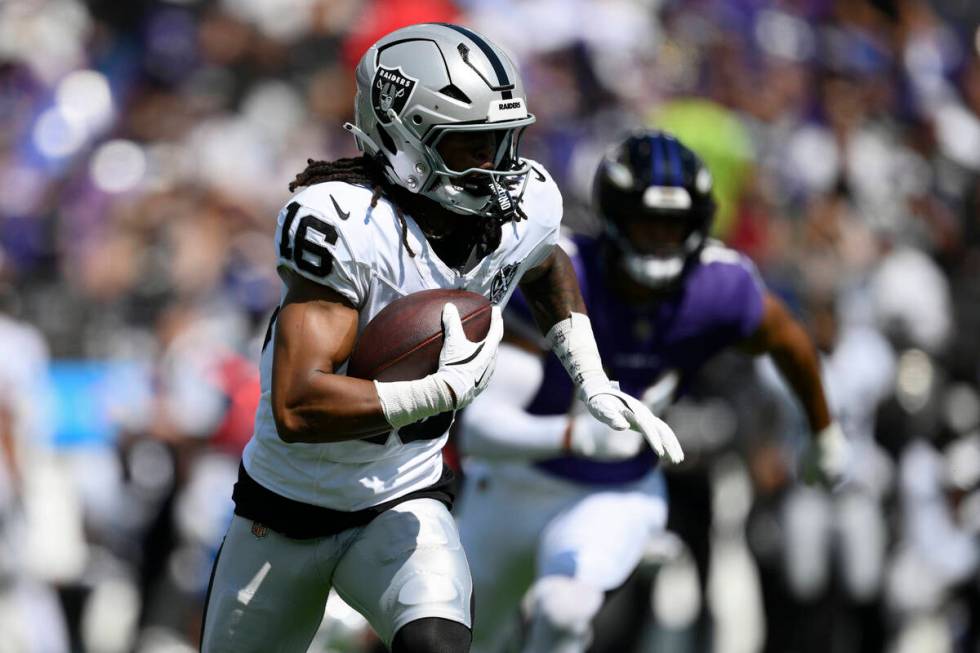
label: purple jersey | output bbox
[511,235,765,485]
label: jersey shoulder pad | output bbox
[695,240,765,335]
[520,158,563,233]
[292,181,378,231]
[700,239,746,266]
[275,182,376,307]
[699,239,763,279]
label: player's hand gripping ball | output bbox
[347,289,494,385]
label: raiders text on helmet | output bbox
[345,23,535,220]
[594,131,717,289]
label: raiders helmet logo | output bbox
[372,66,418,124]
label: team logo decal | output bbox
[489,262,521,304]
[250,521,269,539]
[372,66,417,124]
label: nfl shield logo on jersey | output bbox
[372,66,417,124]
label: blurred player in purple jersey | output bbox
[455,131,847,653]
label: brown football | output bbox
[347,289,492,382]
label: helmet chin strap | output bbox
[488,176,518,222]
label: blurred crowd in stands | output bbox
[2,0,980,651]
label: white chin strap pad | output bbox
[623,253,685,288]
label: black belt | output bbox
[232,461,455,539]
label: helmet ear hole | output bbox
[438,84,471,103]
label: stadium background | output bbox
[1,0,980,651]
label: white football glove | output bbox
[545,312,684,464]
[582,379,685,463]
[810,421,850,488]
[375,302,502,429]
[434,303,503,410]
[566,411,644,460]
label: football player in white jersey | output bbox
[199,24,682,653]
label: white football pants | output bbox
[201,498,472,652]
[456,461,668,653]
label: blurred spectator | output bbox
[0,273,73,653]
[750,282,896,653]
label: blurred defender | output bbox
[456,131,846,653]
[200,25,680,653]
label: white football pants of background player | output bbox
[456,344,668,653]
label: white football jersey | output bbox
[243,160,562,510]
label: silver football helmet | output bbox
[345,23,535,219]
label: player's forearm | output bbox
[769,324,832,433]
[461,401,568,460]
[273,373,392,443]
[518,247,587,335]
[519,248,610,395]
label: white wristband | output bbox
[545,312,609,399]
[374,376,454,429]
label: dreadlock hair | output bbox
[288,156,379,193]
[288,155,524,266]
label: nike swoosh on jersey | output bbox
[330,194,350,220]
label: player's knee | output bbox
[391,617,471,653]
[526,576,604,636]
